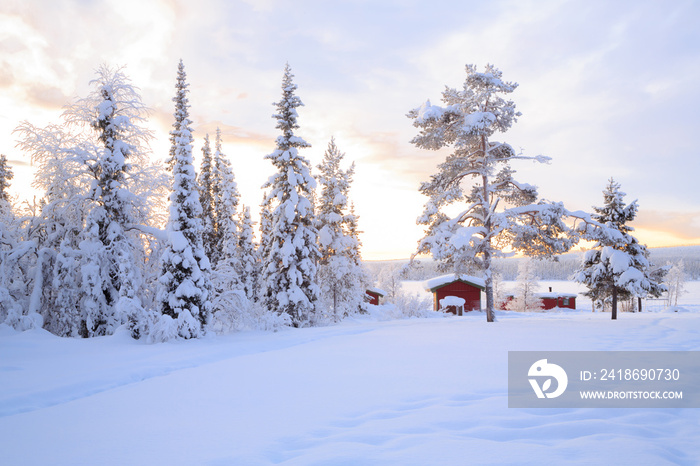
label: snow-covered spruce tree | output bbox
[409,64,575,322]
[49,234,82,336]
[506,258,543,312]
[14,66,165,337]
[212,128,241,267]
[0,156,22,328]
[316,138,369,322]
[260,64,320,327]
[159,60,211,339]
[346,203,363,266]
[210,127,245,324]
[574,179,662,319]
[0,155,12,203]
[73,65,155,336]
[198,133,217,263]
[259,193,273,268]
[345,202,371,308]
[237,205,260,301]
[209,202,257,334]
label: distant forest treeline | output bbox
[365,246,700,282]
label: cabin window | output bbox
[563,297,569,306]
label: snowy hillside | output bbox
[2,293,700,465]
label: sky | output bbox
[1,0,699,260]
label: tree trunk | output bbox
[484,251,495,322]
[611,286,618,320]
[485,283,495,322]
[333,286,338,323]
[481,140,495,323]
[638,296,642,312]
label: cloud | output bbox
[25,84,71,110]
[195,121,273,149]
[6,158,30,167]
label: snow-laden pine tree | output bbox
[237,205,260,301]
[506,258,543,312]
[259,193,273,269]
[260,64,320,327]
[346,203,363,266]
[408,64,575,322]
[198,134,217,263]
[0,156,23,328]
[212,128,241,266]
[316,138,369,321]
[575,179,662,319]
[14,66,166,337]
[211,128,243,299]
[0,155,12,204]
[158,60,211,338]
[345,202,371,307]
[0,156,14,249]
[73,65,155,336]
[209,201,257,334]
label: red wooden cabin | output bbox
[499,291,577,310]
[425,274,485,314]
[538,292,576,310]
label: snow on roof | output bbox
[503,292,577,298]
[367,287,387,296]
[536,292,578,299]
[425,274,486,291]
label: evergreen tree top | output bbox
[169,60,193,163]
[408,64,521,152]
[593,178,638,233]
[64,65,152,162]
[270,64,310,149]
[317,138,354,217]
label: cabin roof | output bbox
[366,287,387,296]
[537,292,577,299]
[504,292,577,298]
[425,274,486,292]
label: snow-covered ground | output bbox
[1,283,699,465]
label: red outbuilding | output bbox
[425,274,485,314]
[499,291,577,310]
[365,287,386,306]
[538,292,577,310]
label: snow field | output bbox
[1,304,699,465]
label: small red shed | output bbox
[366,287,386,306]
[500,291,577,310]
[425,274,485,313]
[538,292,577,310]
